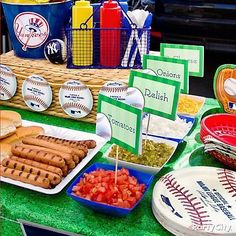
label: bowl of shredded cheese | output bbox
[177,94,205,117]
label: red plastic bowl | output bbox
[200,113,236,146]
[200,113,236,169]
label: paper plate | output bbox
[152,166,236,235]
[152,204,194,236]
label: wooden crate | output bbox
[0,51,130,123]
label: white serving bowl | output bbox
[104,136,178,175]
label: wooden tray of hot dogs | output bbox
[0,120,107,194]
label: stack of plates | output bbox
[152,167,236,236]
[204,137,236,160]
[200,113,236,169]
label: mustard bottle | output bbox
[72,0,93,66]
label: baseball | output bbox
[96,113,112,141]
[44,39,67,64]
[0,64,17,101]
[224,78,236,96]
[125,87,145,109]
[99,81,128,101]
[22,75,52,112]
[142,69,157,76]
[59,80,93,118]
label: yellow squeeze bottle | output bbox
[72,0,93,66]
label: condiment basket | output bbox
[66,0,151,69]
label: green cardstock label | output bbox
[97,94,142,155]
[129,70,181,120]
[160,43,204,77]
[143,54,189,94]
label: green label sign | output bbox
[129,70,181,120]
[143,54,189,94]
[97,94,142,155]
[160,43,204,77]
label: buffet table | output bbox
[0,98,225,236]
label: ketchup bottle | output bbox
[100,0,121,67]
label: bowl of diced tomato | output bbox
[66,163,154,217]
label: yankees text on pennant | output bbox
[129,70,181,120]
[97,94,142,155]
[143,54,189,94]
[160,43,204,77]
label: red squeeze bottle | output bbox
[100,0,121,67]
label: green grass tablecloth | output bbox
[0,98,225,236]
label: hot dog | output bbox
[2,158,62,185]
[10,156,63,177]
[12,145,65,168]
[37,135,96,149]
[22,137,85,163]
[0,166,50,189]
[18,143,75,167]
[61,165,69,177]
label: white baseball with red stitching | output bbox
[224,78,236,96]
[125,87,144,109]
[99,81,128,101]
[22,75,52,112]
[0,64,17,101]
[96,113,112,140]
[59,80,93,118]
[153,167,236,234]
[142,69,157,76]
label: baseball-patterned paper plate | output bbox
[152,204,190,236]
[125,87,145,109]
[96,113,112,141]
[99,81,128,101]
[152,167,236,236]
[0,64,17,101]
[22,75,52,112]
[59,80,93,118]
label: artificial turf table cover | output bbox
[0,98,226,236]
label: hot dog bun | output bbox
[0,119,16,139]
[16,126,45,139]
[0,126,45,145]
[0,110,22,127]
[0,134,20,145]
[0,143,12,162]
